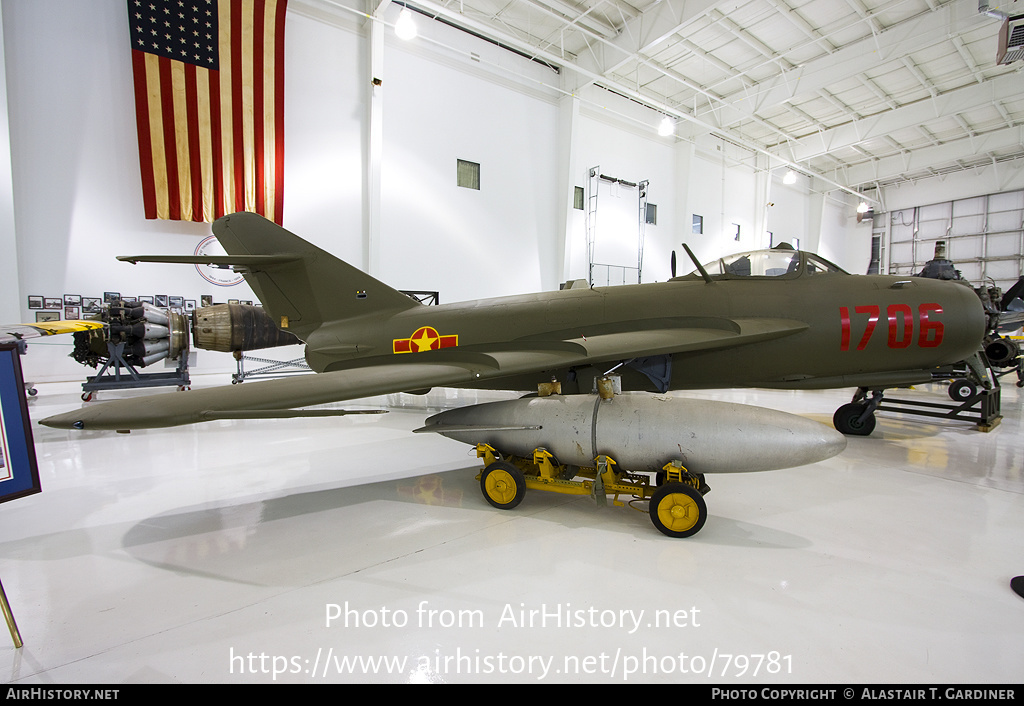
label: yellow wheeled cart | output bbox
[474,443,710,538]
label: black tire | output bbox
[649,483,707,538]
[833,402,876,436]
[948,379,977,401]
[480,461,526,510]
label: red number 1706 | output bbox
[840,303,944,351]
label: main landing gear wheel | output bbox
[480,461,526,510]
[649,483,707,538]
[833,402,876,436]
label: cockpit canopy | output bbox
[676,247,847,280]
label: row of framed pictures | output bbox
[26,293,257,323]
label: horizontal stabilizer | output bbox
[117,255,301,269]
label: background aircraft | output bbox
[40,212,986,435]
[1,320,104,346]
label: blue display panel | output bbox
[0,345,41,503]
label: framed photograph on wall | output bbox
[44,298,62,310]
[35,312,59,323]
[27,296,43,310]
[0,345,42,504]
[82,298,102,314]
[64,307,80,320]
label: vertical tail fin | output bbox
[213,212,418,341]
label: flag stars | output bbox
[130,0,219,70]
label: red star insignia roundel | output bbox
[393,327,459,354]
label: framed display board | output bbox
[0,344,41,503]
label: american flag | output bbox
[127,0,286,224]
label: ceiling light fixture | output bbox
[395,8,418,40]
[783,170,797,185]
[658,116,674,137]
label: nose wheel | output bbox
[833,402,876,436]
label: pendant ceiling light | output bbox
[396,8,418,40]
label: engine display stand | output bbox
[231,351,311,384]
[81,341,190,400]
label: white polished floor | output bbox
[1,375,1022,684]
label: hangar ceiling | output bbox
[368,0,1024,200]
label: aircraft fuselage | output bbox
[303,271,986,395]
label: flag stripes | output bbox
[127,0,285,224]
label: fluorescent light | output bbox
[857,201,870,213]
[658,117,674,137]
[783,170,797,184]
[396,9,417,40]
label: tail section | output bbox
[213,212,418,340]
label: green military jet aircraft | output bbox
[40,212,986,435]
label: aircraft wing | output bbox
[0,320,104,345]
[40,317,808,431]
[996,309,1024,333]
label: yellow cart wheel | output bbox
[480,461,526,510]
[650,483,707,538]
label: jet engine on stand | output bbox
[70,301,304,399]
[71,300,191,400]
[192,303,304,383]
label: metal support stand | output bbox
[0,577,23,648]
[876,387,1002,432]
[82,341,190,399]
[869,347,1005,431]
[232,352,312,384]
[11,341,37,398]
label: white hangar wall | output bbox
[376,21,560,301]
[1,0,869,382]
